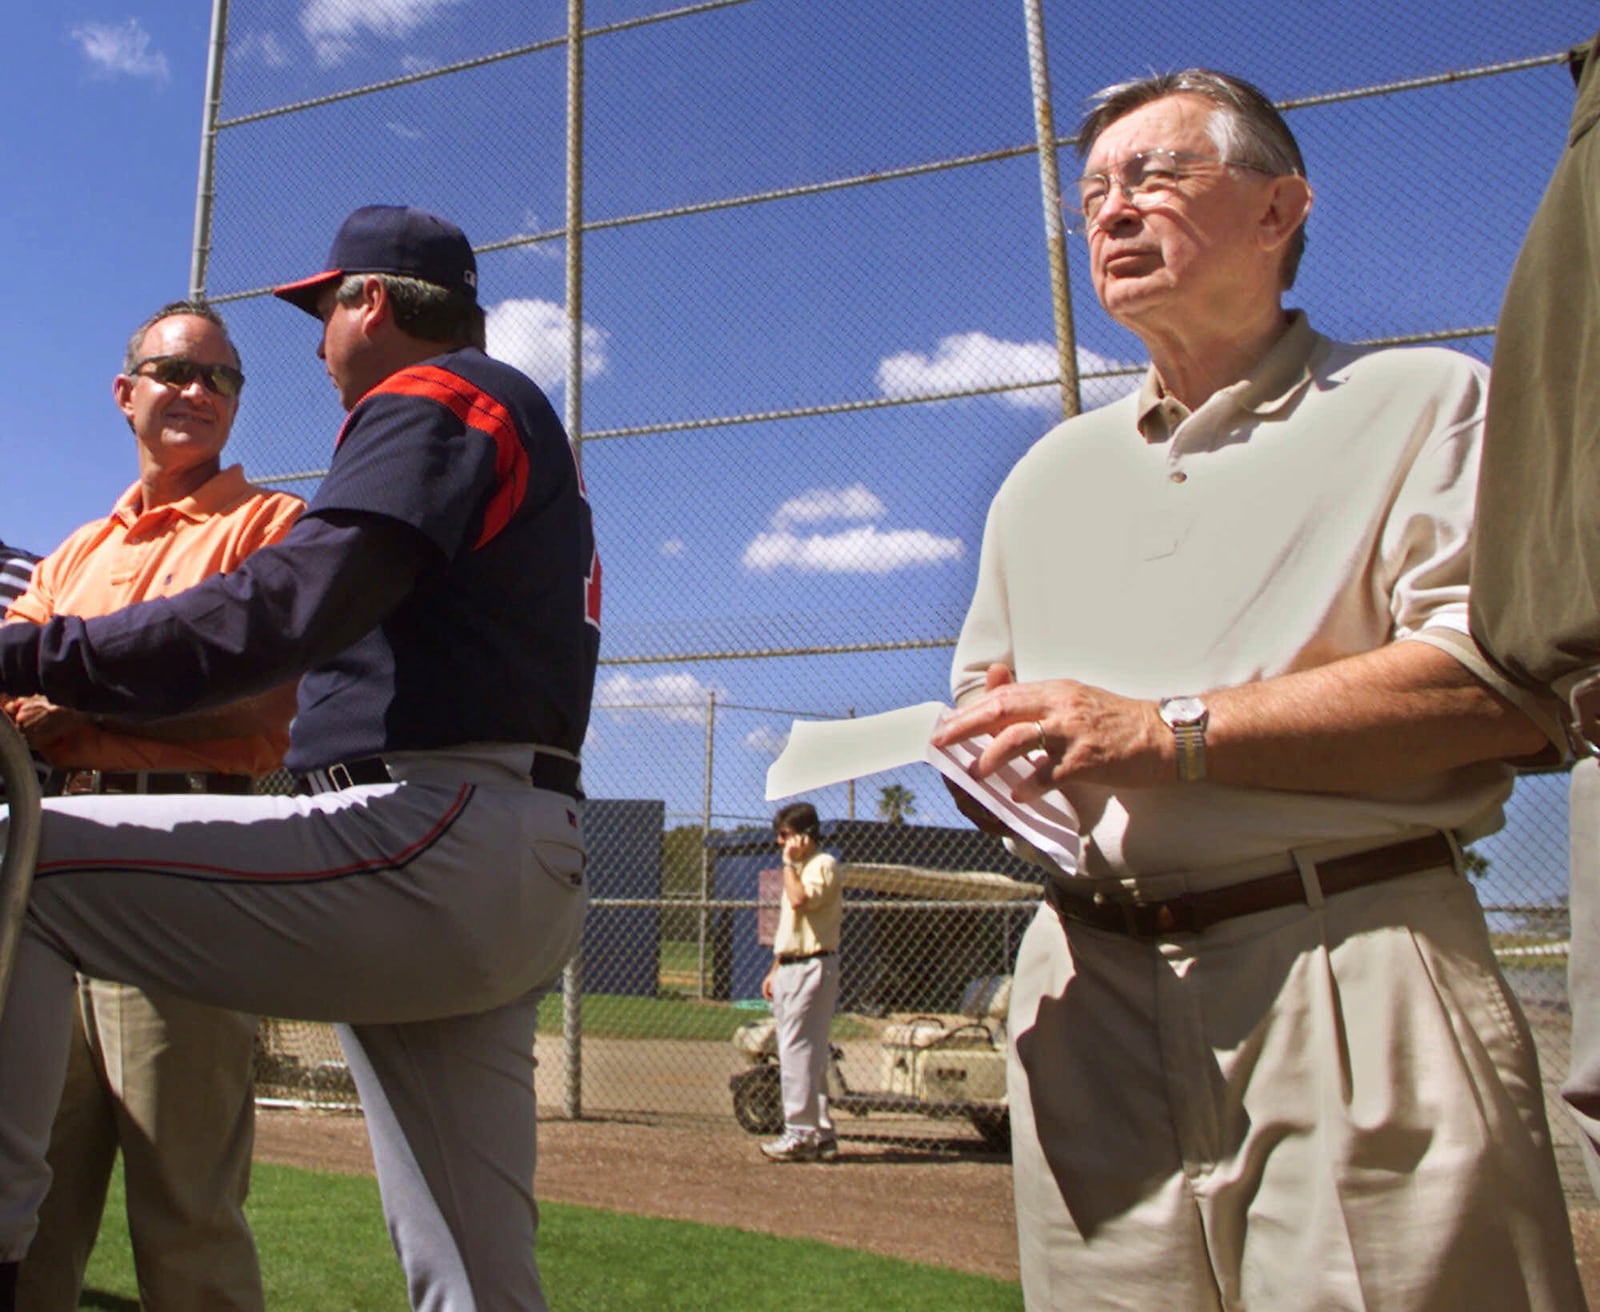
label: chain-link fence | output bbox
[197,0,1594,1185]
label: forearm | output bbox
[1201,641,1547,793]
[95,680,299,744]
[782,862,809,909]
[937,639,1548,800]
[0,513,427,718]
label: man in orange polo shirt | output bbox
[2,300,301,1312]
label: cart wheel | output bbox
[969,1108,1011,1152]
[731,1064,785,1136]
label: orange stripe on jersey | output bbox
[373,365,530,548]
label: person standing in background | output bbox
[760,800,843,1162]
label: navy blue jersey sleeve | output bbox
[314,368,501,559]
[0,514,429,716]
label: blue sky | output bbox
[1,2,1594,904]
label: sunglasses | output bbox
[130,354,245,399]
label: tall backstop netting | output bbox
[199,0,1592,1185]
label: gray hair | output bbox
[1078,68,1308,288]
[335,273,487,351]
[124,299,240,372]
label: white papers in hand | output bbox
[764,702,1079,875]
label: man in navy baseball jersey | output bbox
[0,205,600,1311]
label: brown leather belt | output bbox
[46,769,255,797]
[1044,833,1455,939]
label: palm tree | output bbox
[877,783,917,825]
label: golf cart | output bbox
[729,972,1013,1151]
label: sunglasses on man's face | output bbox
[130,354,245,399]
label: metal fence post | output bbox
[698,689,717,1000]
[188,0,230,300]
[1022,0,1080,420]
[561,0,586,1121]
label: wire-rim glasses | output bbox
[1065,149,1276,234]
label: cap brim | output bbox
[272,269,343,316]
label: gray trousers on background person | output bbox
[1566,758,1600,1195]
[771,955,839,1138]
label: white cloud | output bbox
[743,524,962,575]
[876,333,1140,412]
[746,725,789,757]
[484,298,607,394]
[744,481,960,575]
[660,539,686,558]
[300,0,468,66]
[233,32,293,68]
[385,121,425,141]
[71,19,169,81]
[595,672,722,724]
[771,483,884,531]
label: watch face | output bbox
[1161,696,1206,726]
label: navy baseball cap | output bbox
[273,204,479,316]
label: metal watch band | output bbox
[1172,722,1207,783]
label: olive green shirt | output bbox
[1470,33,1600,710]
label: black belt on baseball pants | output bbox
[295,753,583,801]
[44,769,255,797]
[1044,832,1455,939]
[777,949,835,965]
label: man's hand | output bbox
[761,962,778,1002]
[934,663,1171,803]
[4,695,87,749]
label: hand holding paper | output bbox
[765,702,1079,875]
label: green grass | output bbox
[78,1161,1022,1311]
[536,991,872,1042]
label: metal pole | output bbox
[561,0,586,1120]
[1022,0,1080,419]
[847,707,855,820]
[189,0,230,299]
[0,717,43,1011]
[564,0,586,460]
[698,690,717,1000]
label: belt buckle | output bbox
[328,762,355,791]
[65,769,102,796]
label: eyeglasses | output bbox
[130,355,245,399]
[1066,149,1276,234]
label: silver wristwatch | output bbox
[1158,695,1209,783]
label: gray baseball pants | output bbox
[0,745,586,1312]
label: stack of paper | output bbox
[765,701,1079,875]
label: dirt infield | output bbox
[255,1109,1019,1279]
[256,1107,1600,1297]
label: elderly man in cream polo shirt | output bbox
[932,68,1585,1310]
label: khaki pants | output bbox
[1007,866,1584,1311]
[1565,757,1600,1197]
[16,978,261,1312]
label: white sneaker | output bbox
[761,1130,821,1162]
